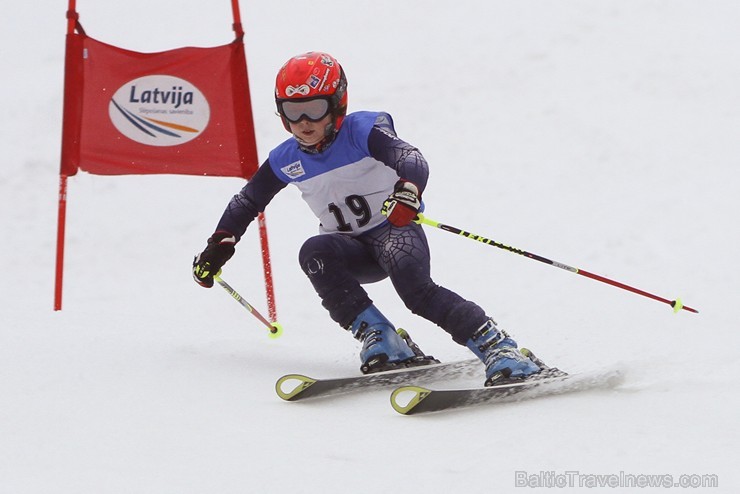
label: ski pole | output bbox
[213,272,284,338]
[414,213,698,314]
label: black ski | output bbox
[275,358,482,401]
[390,367,624,415]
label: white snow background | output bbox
[1,1,738,493]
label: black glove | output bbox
[381,180,421,227]
[192,231,236,288]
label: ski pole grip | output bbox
[414,213,438,227]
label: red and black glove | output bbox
[192,231,236,287]
[382,180,421,227]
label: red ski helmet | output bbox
[275,52,348,133]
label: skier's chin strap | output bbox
[295,123,338,154]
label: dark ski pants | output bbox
[298,221,488,345]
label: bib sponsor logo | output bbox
[109,75,210,147]
[281,160,306,179]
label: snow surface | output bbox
[1,1,739,493]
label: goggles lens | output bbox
[279,98,330,123]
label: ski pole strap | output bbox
[214,273,284,338]
[414,213,698,314]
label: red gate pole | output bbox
[231,0,278,322]
[231,0,244,38]
[54,175,68,311]
[54,0,78,311]
[257,213,278,322]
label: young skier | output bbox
[193,51,546,385]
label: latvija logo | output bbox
[109,75,210,146]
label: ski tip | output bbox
[275,374,316,401]
[390,385,432,415]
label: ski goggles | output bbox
[278,97,331,124]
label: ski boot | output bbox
[466,318,542,386]
[349,305,439,374]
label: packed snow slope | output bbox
[1,1,738,493]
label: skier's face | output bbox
[288,114,332,147]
